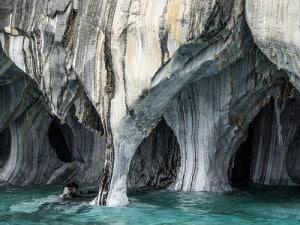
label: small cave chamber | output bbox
[0,128,11,168]
[227,97,277,187]
[127,118,181,189]
[228,98,275,187]
[48,119,75,163]
[228,93,300,187]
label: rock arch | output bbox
[127,118,180,189]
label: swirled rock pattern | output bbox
[0,0,300,206]
[246,0,300,87]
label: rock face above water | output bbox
[246,1,300,80]
[0,0,300,206]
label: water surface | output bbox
[1,184,300,224]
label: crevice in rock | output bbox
[228,124,255,187]
[97,0,118,206]
[0,127,11,168]
[127,118,180,189]
[48,119,74,163]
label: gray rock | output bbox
[0,0,300,207]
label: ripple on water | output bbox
[9,195,59,213]
[1,185,300,224]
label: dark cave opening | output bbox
[228,94,300,188]
[127,118,180,189]
[0,128,11,168]
[228,124,255,187]
[48,119,74,163]
[227,98,276,187]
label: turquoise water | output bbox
[1,184,300,225]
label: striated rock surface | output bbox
[246,0,300,87]
[0,0,300,207]
[0,92,107,185]
[251,92,300,186]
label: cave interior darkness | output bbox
[228,98,273,188]
[127,118,181,189]
[228,95,300,187]
[0,127,11,168]
[228,124,255,187]
[48,119,75,163]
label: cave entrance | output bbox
[127,118,180,189]
[48,119,74,163]
[228,124,255,187]
[0,128,11,168]
[227,98,274,187]
[228,97,286,187]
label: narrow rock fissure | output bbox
[0,128,11,168]
[48,119,74,163]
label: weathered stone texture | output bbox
[1,0,300,207]
[246,0,300,85]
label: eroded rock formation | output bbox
[0,0,300,206]
[246,1,300,85]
